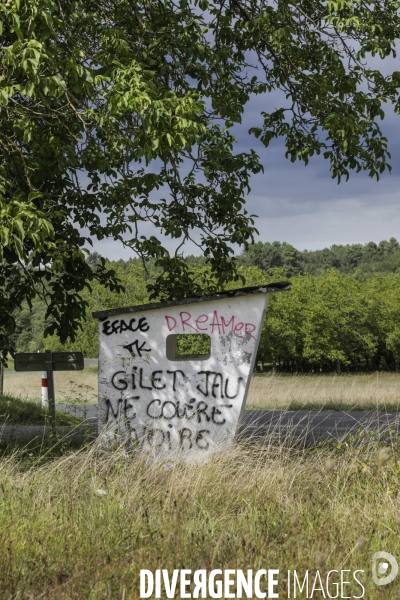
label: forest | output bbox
[11,238,400,373]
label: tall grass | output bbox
[0,432,400,598]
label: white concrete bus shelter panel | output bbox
[96,290,277,458]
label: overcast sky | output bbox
[90,70,400,260]
[235,93,400,251]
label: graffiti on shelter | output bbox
[93,288,288,458]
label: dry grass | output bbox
[0,437,399,598]
[247,372,400,412]
[4,368,400,411]
[3,365,98,405]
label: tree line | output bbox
[229,238,400,278]
[11,253,400,373]
[259,269,400,373]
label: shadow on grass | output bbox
[0,394,82,426]
[247,399,400,411]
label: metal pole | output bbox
[45,350,56,429]
[0,359,3,396]
[41,370,48,408]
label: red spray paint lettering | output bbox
[164,310,257,339]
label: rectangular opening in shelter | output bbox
[166,334,211,361]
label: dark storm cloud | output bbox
[89,59,400,259]
[224,86,400,249]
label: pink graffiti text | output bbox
[165,310,257,339]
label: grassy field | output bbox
[247,372,400,412]
[0,438,399,598]
[4,367,400,411]
[3,363,98,404]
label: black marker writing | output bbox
[196,371,228,398]
[111,371,128,391]
[196,429,210,450]
[179,428,193,450]
[102,316,149,336]
[166,369,186,391]
[211,405,232,425]
[151,370,166,390]
[123,340,152,357]
[196,401,210,423]
[224,377,243,399]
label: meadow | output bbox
[247,372,400,412]
[3,367,400,412]
[0,436,400,598]
[2,363,98,405]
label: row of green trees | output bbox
[144,237,400,279]
[238,238,400,278]
[260,270,400,373]
[12,262,400,373]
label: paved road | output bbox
[55,405,400,445]
[237,409,400,445]
[1,407,399,444]
[58,404,98,420]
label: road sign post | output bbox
[14,351,84,430]
[45,350,56,429]
[0,360,3,397]
[41,371,48,408]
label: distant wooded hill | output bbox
[232,238,400,278]
[95,237,400,279]
[10,238,400,372]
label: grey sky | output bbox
[90,77,400,260]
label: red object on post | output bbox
[41,370,48,407]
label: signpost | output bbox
[14,351,84,429]
[0,361,3,397]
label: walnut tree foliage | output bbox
[1,0,400,348]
